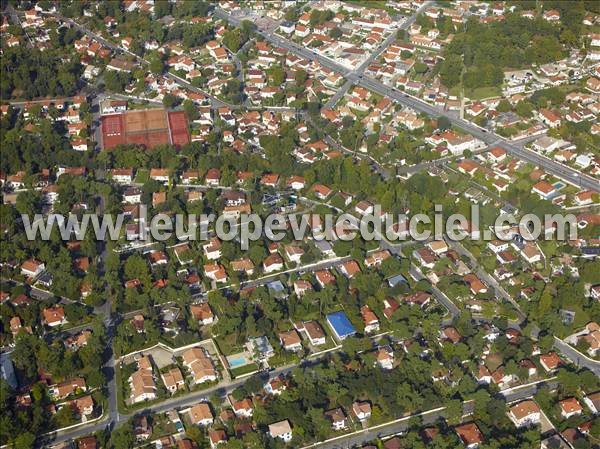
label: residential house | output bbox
[203,238,222,260]
[43,306,68,327]
[509,400,541,427]
[361,305,380,334]
[263,254,284,273]
[539,352,561,373]
[182,347,218,385]
[209,430,228,449]
[583,392,600,415]
[279,330,302,351]
[49,377,87,400]
[189,402,214,427]
[161,367,185,394]
[376,346,394,370]
[560,397,583,419]
[455,423,484,449]
[128,356,157,403]
[229,396,253,418]
[352,401,372,422]
[297,320,326,346]
[190,303,214,325]
[324,408,347,431]
[268,420,293,442]
[21,259,45,278]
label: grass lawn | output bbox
[230,363,259,378]
[465,86,502,100]
[448,85,462,97]
[347,0,389,9]
[134,169,149,184]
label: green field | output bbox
[230,363,259,378]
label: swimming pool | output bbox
[227,355,248,369]
[553,182,566,190]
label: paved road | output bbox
[554,337,600,377]
[215,8,600,193]
[324,0,434,109]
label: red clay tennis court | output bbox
[100,108,190,150]
[168,111,190,146]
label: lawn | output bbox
[230,363,259,378]
[448,85,462,97]
[346,0,389,9]
[465,86,502,100]
[134,169,149,184]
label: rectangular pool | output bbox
[227,355,248,369]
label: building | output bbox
[268,420,293,442]
[188,402,214,426]
[539,352,561,372]
[182,347,218,385]
[43,306,68,327]
[209,430,228,449]
[327,311,356,341]
[68,394,94,417]
[279,330,302,351]
[583,392,600,415]
[190,303,214,325]
[161,367,185,394]
[508,400,541,427]
[340,260,361,279]
[128,356,157,403]
[532,181,558,201]
[360,305,380,334]
[352,401,372,422]
[376,346,394,370]
[248,336,275,360]
[455,423,484,448]
[263,253,284,273]
[229,397,254,418]
[559,397,583,419]
[134,416,152,442]
[21,259,45,278]
[324,408,347,430]
[49,377,87,400]
[297,320,326,346]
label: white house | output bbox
[509,401,540,428]
[268,420,293,442]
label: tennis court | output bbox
[101,114,123,136]
[101,108,189,150]
[168,111,190,146]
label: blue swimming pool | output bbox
[227,356,248,369]
[553,182,566,190]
